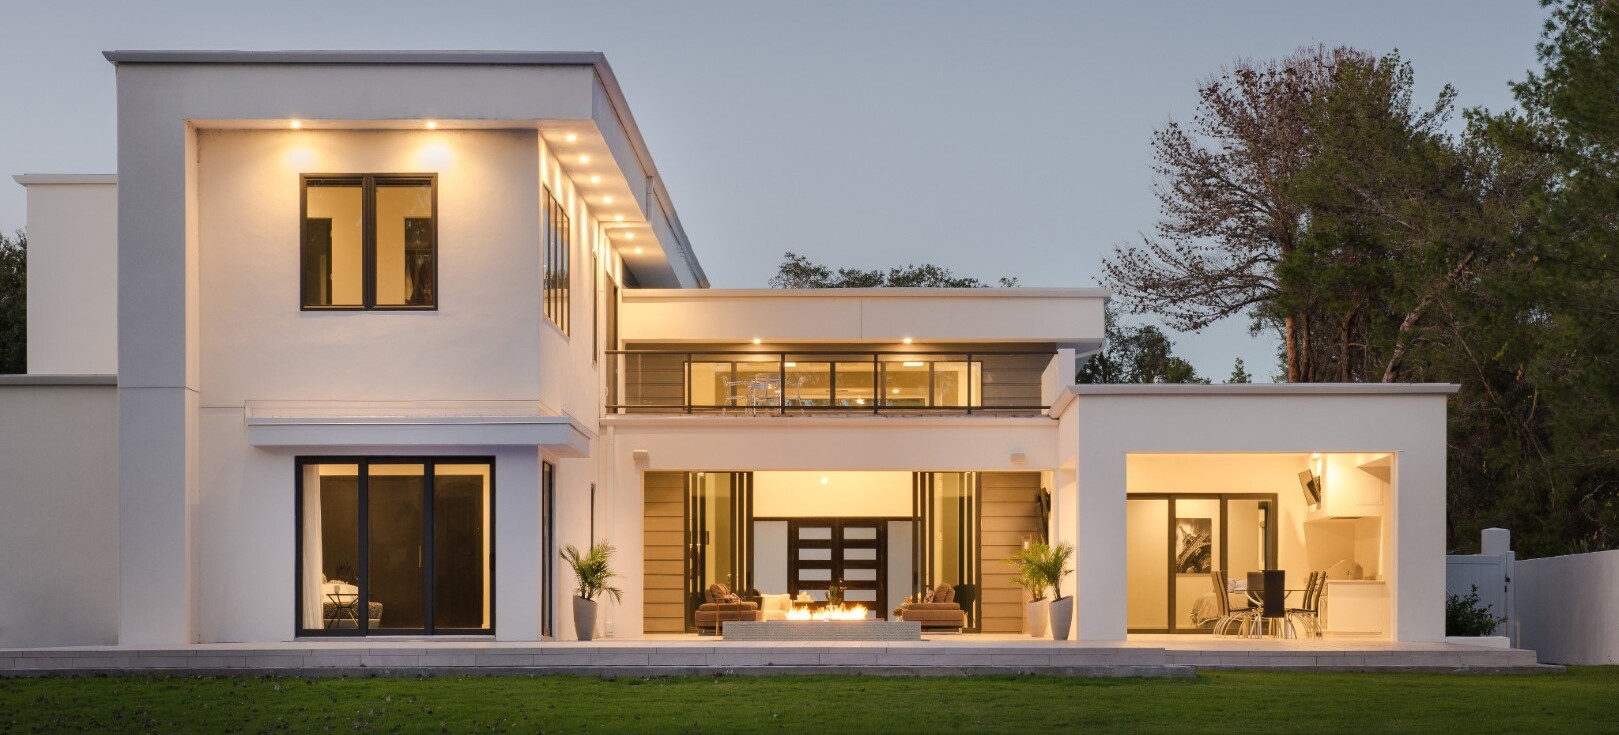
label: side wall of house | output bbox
[0,381,119,647]
[19,180,119,376]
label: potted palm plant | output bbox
[1008,543,1053,638]
[1041,542,1076,641]
[561,542,622,641]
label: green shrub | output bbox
[1445,584,1504,636]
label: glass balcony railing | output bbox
[606,350,1053,415]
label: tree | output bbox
[769,252,1017,288]
[1227,358,1252,384]
[1103,47,1474,383]
[0,231,24,374]
[1076,306,1208,384]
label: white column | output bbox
[494,449,542,641]
[1391,406,1448,641]
[116,99,199,645]
[1074,451,1128,641]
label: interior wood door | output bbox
[787,519,886,617]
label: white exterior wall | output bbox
[1058,386,1451,642]
[0,380,119,647]
[15,177,118,375]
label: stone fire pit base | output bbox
[722,620,921,641]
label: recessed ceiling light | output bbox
[564,133,578,143]
[613,214,624,222]
[784,362,797,368]
[891,388,901,394]
[289,120,302,129]
[902,361,925,367]
[579,155,590,164]
[425,121,438,129]
[753,338,762,345]
[902,337,913,344]
[624,232,635,240]
[633,246,644,255]
[820,477,829,486]
[603,195,614,204]
[589,175,601,184]
[855,398,866,405]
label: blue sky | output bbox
[0,1,1548,378]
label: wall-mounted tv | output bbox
[1298,469,1323,506]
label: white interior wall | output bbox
[752,471,912,518]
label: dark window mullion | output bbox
[362,176,376,309]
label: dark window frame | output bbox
[543,187,571,335]
[541,461,557,638]
[300,173,439,312]
[293,455,496,637]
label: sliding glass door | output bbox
[913,472,980,630]
[1126,493,1276,634]
[297,457,494,636]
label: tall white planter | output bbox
[1049,596,1074,641]
[1025,599,1050,638]
[573,597,598,641]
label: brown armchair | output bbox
[899,583,967,633]
[694,583,759,636]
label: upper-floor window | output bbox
[302,174,437,310]
[543,187,570,334]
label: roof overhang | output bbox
[244,401,594,455]
[1051,382,1460,415]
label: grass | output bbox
[0,668,1613,734]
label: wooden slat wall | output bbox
[978,472,1045,633]
[643,472,686,633]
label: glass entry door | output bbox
[1126,493,1277,634]
[298,458,494,636]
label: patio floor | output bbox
[0,634,1551,677]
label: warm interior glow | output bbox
[902,361,925,367]
[564,133,578,143]
[785,603,869,621]
[784,362,797,368]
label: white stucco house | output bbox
[0,51,1456,649]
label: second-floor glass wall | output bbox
[610,346,1052,415]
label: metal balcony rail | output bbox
[605,349,1053,415]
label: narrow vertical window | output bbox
[301,174,437,310]
[544,188,571,335]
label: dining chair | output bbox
[1208,570,1253,637]
[1286,571,1327,638]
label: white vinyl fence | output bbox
[1515,549,1619,664]
[1445,528,1513,638]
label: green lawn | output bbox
[0,668,1612,734]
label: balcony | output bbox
[607,349,1054,415]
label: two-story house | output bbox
[0,51,1455,650]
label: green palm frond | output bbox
[561,542,623,603]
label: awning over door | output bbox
[244,401,593,456]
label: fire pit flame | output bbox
[784,603,869,621]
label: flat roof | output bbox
[1067,383,1460,396]
[13,174,117,186]
[103,50,707,288]
[625,287,1111,300]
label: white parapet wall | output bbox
[1516,549,1619,664]
[0,376,119,648]
[13,175,118,376]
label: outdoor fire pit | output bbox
[722,602,922,641]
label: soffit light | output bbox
[579,155,591,164]
[603,195,614,204]
[633,246,644,255]
[753,338,763,345]
[613,214,625,222]
[624,232,635,240]
[902,337,913,344]
[425,121,438,129]
[590,175,601,184]
[564,133,578,143]
[289,120,303,129]
[820,477,829,486]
